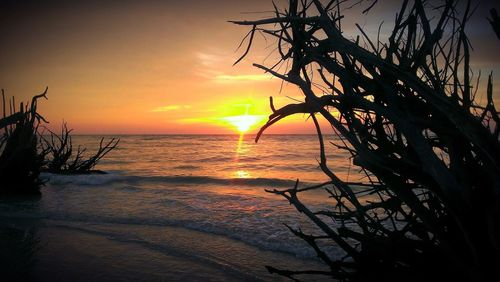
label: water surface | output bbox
[1,134,354,280]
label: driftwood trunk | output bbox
[0,89,48,195]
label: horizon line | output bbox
[56,133,324,136]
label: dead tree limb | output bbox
[489,8,500,40]
[233,0,500,280]
[42,123,119,174]
[0,88,48,195]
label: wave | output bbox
[42,172,301,188]
[48,223,265,281]
[0,211,322,260]
[196,156,234,163]
[172,165,201,170]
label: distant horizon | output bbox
[56,132,323,136]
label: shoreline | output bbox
[1,217,328,281]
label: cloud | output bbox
[194,51,274,83]
[151,105,191,112]
[214,74,273,83]
[196,52,224,66]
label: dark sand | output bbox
[1,217,328,281]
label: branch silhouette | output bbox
[233,0,500,280]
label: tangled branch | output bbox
[233,0,500,280]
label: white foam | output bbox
[41,172,124,186]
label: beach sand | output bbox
[1,217,328,281]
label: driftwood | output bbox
[41,123,119,174]
[0,88,119,195]
[489,8,500,40]
[233,0,500,281]
[0,88,48,195]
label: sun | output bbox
[222,115,264,133]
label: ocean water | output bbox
[0,134,354,280]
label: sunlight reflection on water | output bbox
[70,134,352,183]
[235,133,246,155]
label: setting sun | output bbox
[222,114,265,133]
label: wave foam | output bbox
[42,173,300,188]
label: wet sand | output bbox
[1,217,328,281]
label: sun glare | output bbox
[222,115,264,133]
[220,103,265,133]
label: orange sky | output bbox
[0,0,499,134]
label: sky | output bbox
[0,0,499,134]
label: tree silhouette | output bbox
[0,89,119,195]
[233,0,500,281]
[41,122,119,174]
[0,88,48,195]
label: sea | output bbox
[0,134,354,281]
